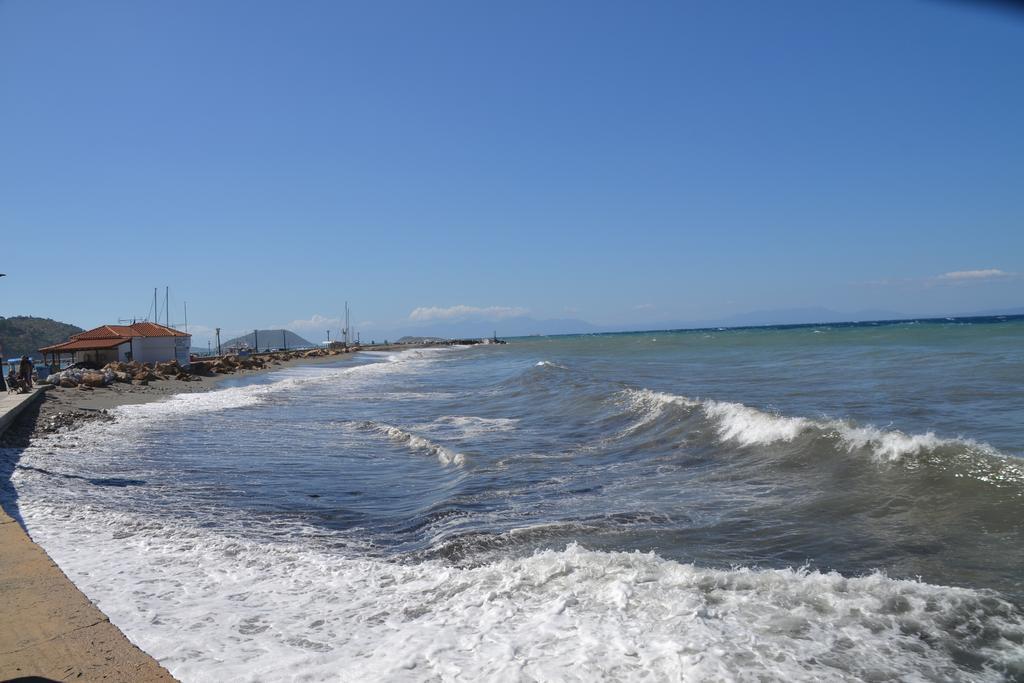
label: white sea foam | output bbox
[621,388,699,413]
[112,384,269,421]
[701,399,810,446]
[535,360,568,369]
[832,424,954,461]
[15,501,1024,683]
[364,422,466,466]
[60,349,453,438]
[619,388,698,433]
[418,415,520,439]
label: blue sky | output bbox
[1,0,1022,344]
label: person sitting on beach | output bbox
[7,367,26,393]
[19,356,33,390]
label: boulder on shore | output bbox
[81,371,107,388]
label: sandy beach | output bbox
[0,349,362,681]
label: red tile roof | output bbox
[74,322,189,339]
[38,322,190,353]
[128,322,190,338]
[74,325,135,340]
[39,337,130,352]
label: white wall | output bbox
[131,337,181,364]
[70,336,192,366]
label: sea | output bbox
[3,316,1024,681]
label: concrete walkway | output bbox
[0,508,178,681]
[0,385,49,439]
[1,385,178,681]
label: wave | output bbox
[622,388,1003,457]
[361,421,466,466]
[16,501,1024,682]
[618,389,1023,487]
[701,398,811,446]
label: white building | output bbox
[40,322,192,366]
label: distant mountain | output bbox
[951,306,1024,317]
[222,329,314,351]
[0,316,84,359]
[379,305,1024,342]
[696,306,1024,328]
[701,307,912,328]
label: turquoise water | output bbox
[4,316,1024,680]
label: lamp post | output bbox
[0,275,5,390]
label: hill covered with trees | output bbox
[0,316,84,360]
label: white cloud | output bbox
[286,314,342,331]
[409,305,528,322]
[858,269,1016,288]
[935,269,1012,283]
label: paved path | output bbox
[1,385,178,681]
[0,508,178,681]
[0,385,49,439]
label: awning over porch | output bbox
[39,337,129,353]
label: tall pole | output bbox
[184,301,188,333]
[216,328,221,356]
[283,330,287,350]
[165,287,170,328]
[254,329,259,352]
[0,276,5,369]
[344,301,350,347]
[154,288,158,323]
